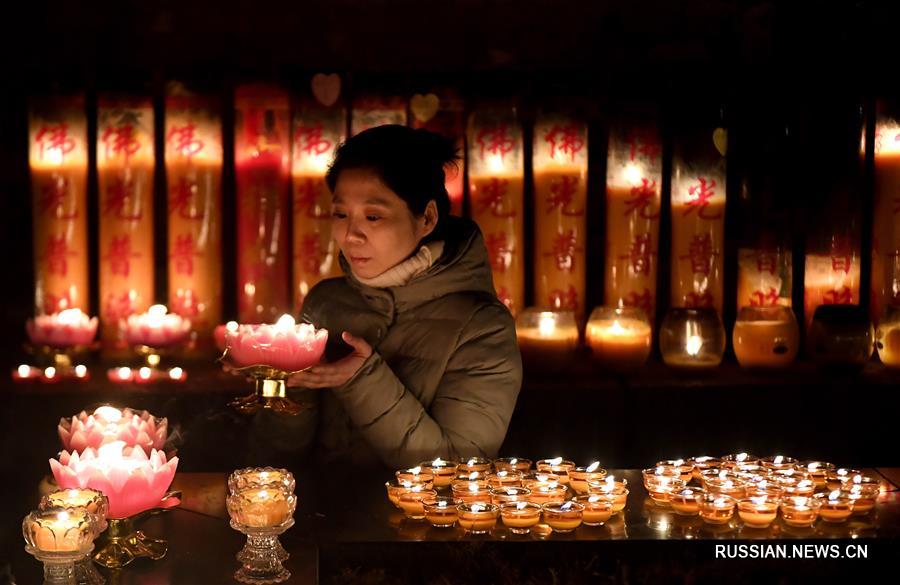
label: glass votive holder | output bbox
[781,479,817,498]
[737,496,780,528]
[807,305,874,370]
[733,306,800,368]
[587,477,629,514]
[698,494,736,525]
[656,459,694,483]
[398,488,438,521]
[228,467,295,495]
[845,477,880,514]
[800,461,835,487]
[516,309,580,371]
[485,470,523,489]
[458,457,493,474]
[574,494,614,526]
[542,501,584,533]
[457,502,499,534]
[422,496,459,528]
[490,487,531,506]
[418,459,459,489]
[720,452,760,470]
[705,474,748,500]
[493,457,532,474]
[536,458,576,484]
[825,468,863,491]
[40,489,109,534]
[385,480,415,509]
[585,306,652,372]
[669,488,705,516]
[227,485,296,584]
[875,305,900,368]
[780,496,822,527]
[568,463,607,495]
[760,455,800,472]
[660,308,726,368]
[450,480,492,505]
[500,501,542,534]
[642,466,681,491]
[645,476,687,505]
[522,472,561,489]
[23,507,97,584]
[746,480,785,501]
[395,467,435,489]
[226,486,297,528]
[815,491,854,523]
[526,482,569,506]
[688,456,722,481]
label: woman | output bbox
[282,124,522,470]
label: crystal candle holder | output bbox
[526,482,568,506]
[450,480,491,505]
[422,496,459,528]
[500,501,542,534]
[825,468,863,491]
[642,465,681,489]
[574,494,614,526]
[418,458,459,489]
[398,488,438,520]
[733,306,800,368]
[815,491,854,523]
[687,456,722,481]
[845,477,880,514]
[646,476,687,505]
[669,488,704,516]
[585,306,652,372]
[536,458,576,484]
[385,480,414,509]
[485,470,523,489]
[760,455,799,472]
[660,308,726,368]
[457,502,499,534]
[395,466,435,489]
[522,472,561,489]
[807,305,874,370]
[737,496,780,528]
[568,462,607,495]
[780,496,822,527]
[228,467,296,495]
[800,461,835,488]
[227,488,296,528]
[23,507,97,584]
[698,494,735,525]
[542,501,584,533]
[40,489,109,534]
[515,309,580,371]
[493,457,532,474]
[490,487,532,506]
[458,457,493,474]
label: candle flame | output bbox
[750,495,768,506]
[471,503,486,513]
[799,480,813,488]
[588,495,602,503]
[852,475,862,484]
[774,455,784,465]
[548,457,563,466]
[148,304,167,318]
[139,367,152,380]
[44,367,56,379]
[497,471,508,478]
[75,365,87,378]
[609,320,626,335]
[586,461,600,473]
[509,458,518,465]
[438,500,447,508]
[226,321,239,332]
[275,314,296,332]
[486,154,505,174]
[623,163,643,186]
[468,483,479,493]
[672,459,684,467]
[685,335,703,356]
[506,489,517,496]
[94,406,123,423]
[516,501,528,510]
[56,510,70,522]
[560,501,573,511]
[117,367,132,380]
[714,497,729,507]
[169,367,184,380]
[17,365,30,378]
[467,458,478,466]
[468,472,478,481]
[736,453,749,462]
[410,466,422,475]
[829,490,842,501]
[57,308,86,325]
[538,313,557,337]
[718,470,728,480]
[431,458,445,466]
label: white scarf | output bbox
[353,241,445,288]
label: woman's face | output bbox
[331,169,436,280]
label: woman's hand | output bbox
[287,332,373,389]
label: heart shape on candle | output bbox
[713,128,727,157]
[411,93,440,123]
[311,74,341,107]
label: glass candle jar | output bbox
[458,457,493,474]
[698,494,736,525]
[568,462,607,495]
[656,459,694,483]
[807,305,874,369]
[688,456,722,481]
[23,507,96,553]
[485,470,523,489]
[588,480,629,515]
[800,461,835,488]
[418,459,459,489]
[737,496,780,528]
[422,496,459,528]
[721,453,760,470]
[645,476,687,505]
[585,306,652,372]
[385,480,414,509]
[490,487,531,506]
[40,489,108,534]
[526,482,569,506]
[457,502,499,534]
[515,309,580,370]
[493,457,532,474]
[825,468,863,491]
[542,501,585,533]
[226,487,296,528]
[760,455,799,472]
[705,473,748,500]
[815,491,854,523]
[669,488,704,516]
[499,501,542,534]
[574,494,614,526]
[780,496,822,528]
[522,472,561,489]
[660,308,726,368]
[844,477,881,514]
[733,306,800,368]
[450,480,492,505]
[536,458,576,484]
[398,489,438,521]
[395,467,435,489]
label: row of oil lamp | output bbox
[21,403,301,584]
[385,457,628,535]
[517,304,900,371]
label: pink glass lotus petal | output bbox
[225,322,328,372]
[50,442,179,519]
[26,310,98,348]
[58,406,168,455]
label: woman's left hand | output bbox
[287,331,373,389]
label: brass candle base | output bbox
[92,492,181,569]
[224,360,312,416]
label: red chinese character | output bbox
[496,287,513,311]
[619,233,654,275]
[546,175,584,216]
[549,285,579,311]
[171,288,201,319]
[103,235,140,277]
[298,234,324,276]
[38,177,78,219]
[167,123,204,157]
[625,133,661,162]
[476,124,515,161]
[35,123,76,161]
[830,236,852,274]
[823,286,853,305]
[682,178,723,220]
[294,178,330,219]
[543,124,584,162]
[543,229,583,272]
[295,123,333,156]
[623,288,653,316]
[623,179,660,219]
[169,178,203,220]
[104,291,136,321]
[680,234,718,275]
[44,235,77,276]
[475,178,516,218]
[756,252,777,275]
[44,290,73,313]
[749,287,780,307]
[171,234,201,276]
[101,123,141,161]
[103,179,143,220]
[485,232,513,273]
[685,291,715,308]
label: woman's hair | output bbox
[325,125,460,240]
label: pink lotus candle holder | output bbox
[49,441,180,568]
[17,309,97,382]
[223,314,328,415]
[120,304,191,348]
[58,405,167,456]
